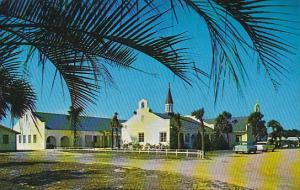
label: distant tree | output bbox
[282,129,300,138]
[248,112,267,142]
[171,113,182,149]
[192,132,212,151]
[110,112,121,149]
[215,111,232,148]
[192,108,205,156]
[212,135,229,150]
[267,120,284,147]
[67,106,83,147]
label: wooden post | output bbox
[139,149,141,154]
[186,149,188,157]
[165,149,168,157]
[200,150,204,159]
[176,149,178,157]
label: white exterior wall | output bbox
[45,130,108,148]
[13,112,46,150]
[0,127,18,151]
[122,99,170,146]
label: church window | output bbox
[160,132,167,142]
[28,135,31,143]
[138,133,144,142]
[2,135,9,144]
[19,135,21,143]
[33,135,37,143]
[141,102,145,108]
[23,135,26,143]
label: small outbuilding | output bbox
[0,125,19,152]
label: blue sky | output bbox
[1,1,300,130]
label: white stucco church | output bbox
[121,85,214,149]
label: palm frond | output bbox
[7,78,36,119]
[0,0,194,110]
[0,69,11,119]
[173,0,295,101]
[0,68,36,120]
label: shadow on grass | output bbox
[0,162,58,168]
[10,169,102,187]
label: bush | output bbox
[192,133,212,151]
[212,135,229,150]
[132,143,142,149]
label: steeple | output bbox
[165,83,173,114]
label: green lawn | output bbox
[0,151,246,190]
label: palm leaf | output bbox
[170,0,295,101]
[0,0,194,110]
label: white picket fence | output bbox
[56,147,205,159]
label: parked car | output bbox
[234,142,257,154]
[255,142,275,152]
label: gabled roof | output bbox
[153,112,172,119]
[153,113,214,132]
[204,116,248,132]
[180,117,214,133]
[35,112,124,132]
[231,117,248,132]
[0,125,20,134]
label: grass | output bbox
[0,149,299,189]
[0,151,245,190]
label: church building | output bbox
[121,85,214,149]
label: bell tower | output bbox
[165,83,174,114]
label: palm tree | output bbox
[0,38,36,124]
[215,111,232,148]
[0,0,294,111]
[67,106,83,147]
[248,112,267,142]
[171,113,182,149]
[267,120,284,147]
[192,108,205,156]
[0,69,36,124]
[110,112,120,149]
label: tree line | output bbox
[170,108,291,157]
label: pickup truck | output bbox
[255,142,275,152]
[233,143,257,154]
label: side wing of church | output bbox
[13,112,117,150]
